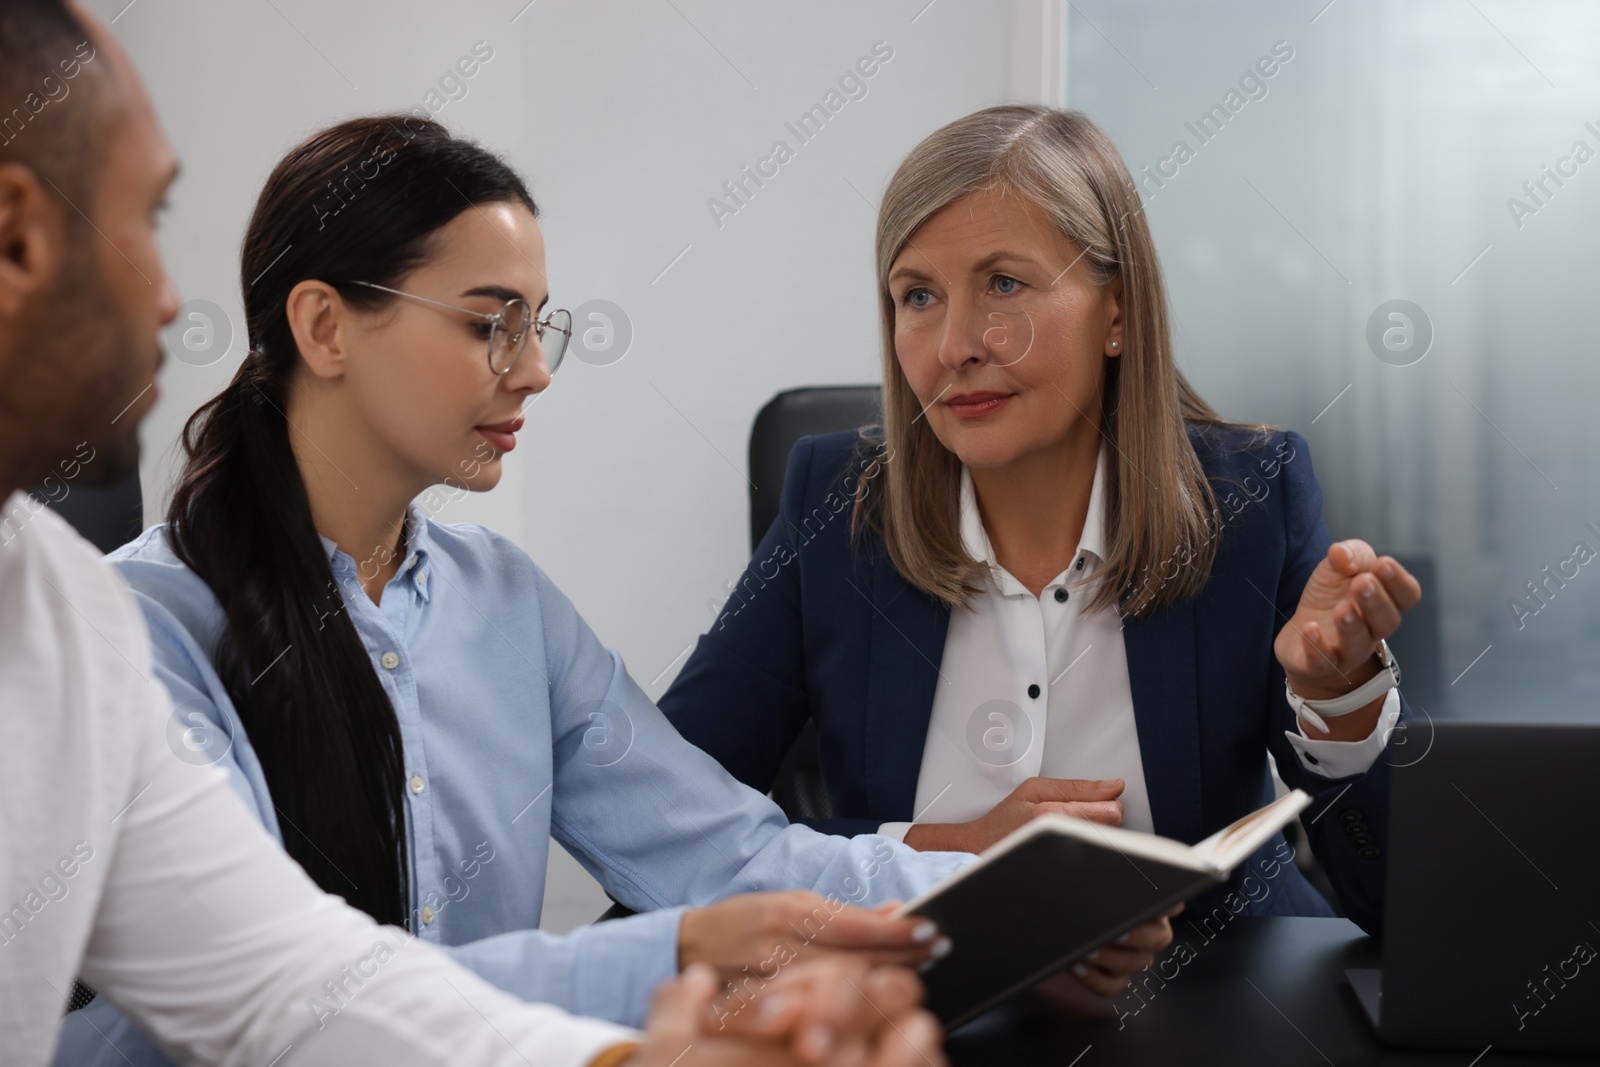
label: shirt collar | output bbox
[958,446,1109,597]
[318,500,434,600]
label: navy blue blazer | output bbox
[659,426,1404,935]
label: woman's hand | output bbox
[903,776,1124,855]
[1065,904,1181,997]
[628,957,946,1067]
[1275,540,1422,738]
[678,891,949,984]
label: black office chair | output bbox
[748,386,883,823]
[746,386,884,552]
[39,468,143,1014]
[40,468,145,555]
[595,386,882,924]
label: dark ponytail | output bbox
[167,115,536,927]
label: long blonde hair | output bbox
[853,105,1264,618]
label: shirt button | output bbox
[1075,557,1085,571]
[1054,587,1069,603]
[409,775,425,795]
[420,905,435,925]
[417,570,428,586]
[380,651,400,670]
[1027,683,1041,699]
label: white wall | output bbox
[92,0,1043,930]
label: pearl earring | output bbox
[1110,341,1120,349]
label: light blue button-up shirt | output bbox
[55,507,971,1065]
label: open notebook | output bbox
[893,789,1314,1027]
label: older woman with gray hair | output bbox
[663,104,1423,996]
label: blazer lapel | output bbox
[1121,598,1205,844]
[861,552,949,822]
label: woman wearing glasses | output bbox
[55,115,969,1067]
[659,105,1424,992]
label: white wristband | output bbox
[1285,640,1401,734]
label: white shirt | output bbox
[878,452,1400,842]
[0,495,635,1067]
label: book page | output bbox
[1189,790,1313,872]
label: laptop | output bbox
[1347,721,1600,1055]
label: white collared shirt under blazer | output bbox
[877,450,1400,840]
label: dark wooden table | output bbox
[946,917,1594,1066]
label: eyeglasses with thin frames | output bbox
[349,280,573,376]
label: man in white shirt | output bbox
[0,3,944,1065]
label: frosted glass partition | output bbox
[1067,0,1600,722]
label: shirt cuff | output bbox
[1284,686,1401,778]
[568,905,686,1027]
[875,822,913,843]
